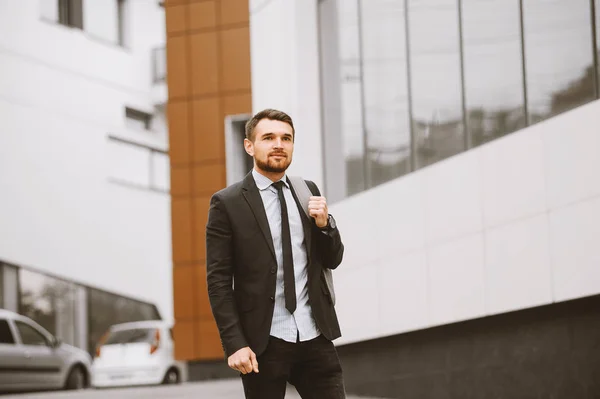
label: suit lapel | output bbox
[241,173,277,262]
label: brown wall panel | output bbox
[190,32,220,96]
[219,0,249,26]
[220,28,251,92]
[173,265,197,319]
[166,4,188,34]
[167,102,191,165]
[196,319,224,359]
[192,163,226,196]
[192,98,224,162]
[171,198,193,263]
[222,92,252,117]
[166,0,251,362]
[195,265,212,319]
[166,36,189,99]
[170,166,192,197]
[194,196,211,244]
[189,1,217,30]
[173,320,196,361]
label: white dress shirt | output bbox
[252,169,320,343]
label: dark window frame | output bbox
[58,0,84,30]
[125,107,153,131]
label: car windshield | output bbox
[104,328,154,345]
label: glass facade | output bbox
[19,268,78,346]
[8,265,160,353]
[361,0,412,185]
[523,0,596,123]
[323,0,600,201]
[87,288,160,354]
[462,0,526,147]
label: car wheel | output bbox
[163,368,180,385]
[65,366,86,390]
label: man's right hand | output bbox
[228,346,259,374]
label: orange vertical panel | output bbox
[220,27,251,92]
[173,320,197,361]
[196,319,224,359]
[166,36,189,99]
[171,198,193,264]
[189,1,217,30]
[190,32,220,96]
[192,97,224,162]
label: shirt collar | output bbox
[252,169,289,191]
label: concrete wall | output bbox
[0,0,173,322]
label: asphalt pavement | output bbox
[0,380,385,399]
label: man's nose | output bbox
[273,138,283,148]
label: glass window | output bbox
[523,0,596,123]
[360,0,412,187]
[338,0,368,196]
[126,107,153,131]
[15,321,49,346]
[408,0,465,170]
[461,0,526,148]
[19,269,77,346]
[104,328,154,345]
[87,288,160,354]
[0,319,15,344]
[59,0,83,29]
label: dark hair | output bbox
[245,109,295,142]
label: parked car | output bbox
[0,309,92,393]
[91,320,182,388]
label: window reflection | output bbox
[19,269,77,346]
[523,0,596,123]
[360,0,412,186]
[338,0,367,195]
[409,0,465,169]
[462,0,526,147]
[87,288,160,354]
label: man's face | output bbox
[245,119,294,174]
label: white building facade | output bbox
[248,0,600,396]
[0,0,172,354]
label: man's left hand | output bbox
[308,196,329,228]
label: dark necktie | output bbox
[272,181,297,314]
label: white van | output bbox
[91,320,183,388]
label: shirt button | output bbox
[270,296,275,302]
[270,267,276,274]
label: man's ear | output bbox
[244,138,254,156]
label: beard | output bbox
[255,153,292,173]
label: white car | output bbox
[0,309,92,393]
[91,320,182,388]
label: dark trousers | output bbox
[241,335,346,399]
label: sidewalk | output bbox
[0,380,386,399]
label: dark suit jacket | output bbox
[206,172,344,357]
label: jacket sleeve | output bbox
[206,192,248,357]
[306,180,345,270]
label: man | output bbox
[206,108,345,398]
